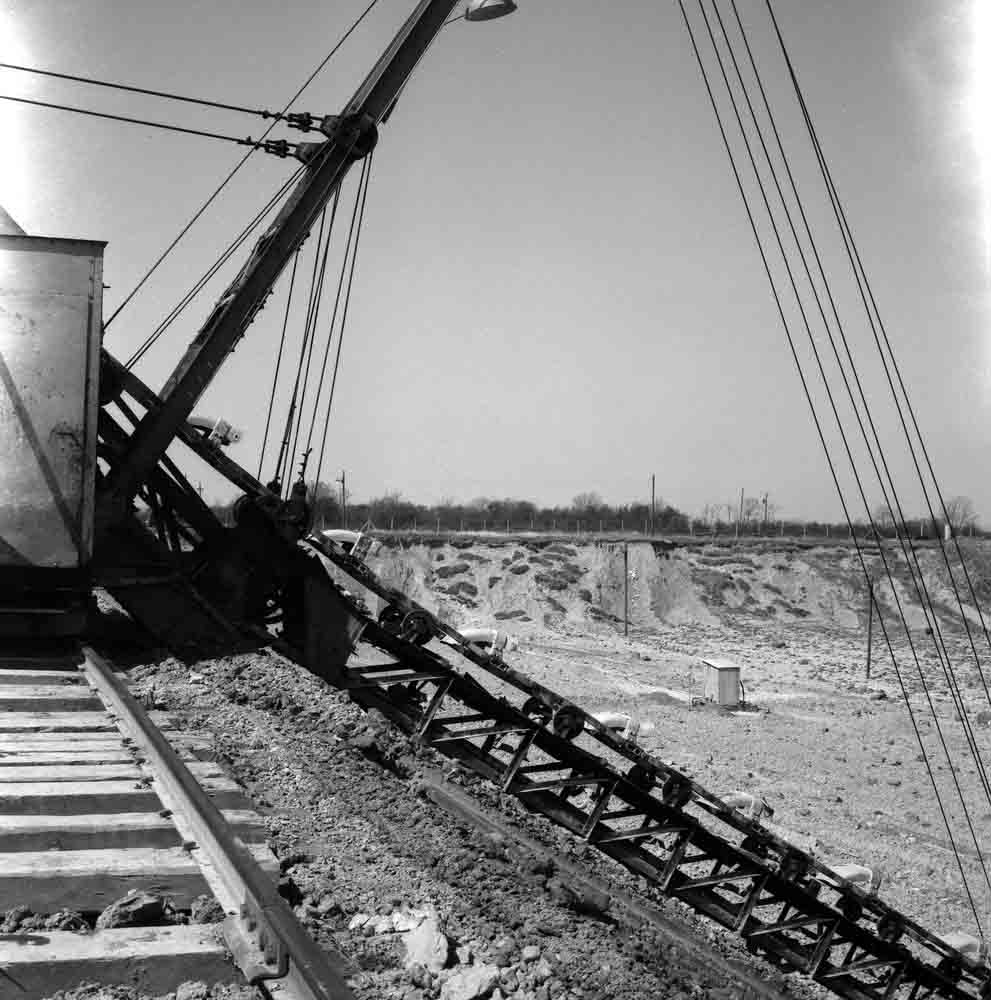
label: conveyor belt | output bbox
[307,535,991,1000]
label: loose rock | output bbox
[95,891,173,929]
[439,963,500,1000]
[404,915,450,973]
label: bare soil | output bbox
[118,647,798,1000]
[63,536,991,999]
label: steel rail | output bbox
[80,645,355,1000]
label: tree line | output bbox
[212,488,691,534]
[208,486,982,538]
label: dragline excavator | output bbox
[3,2,991,999]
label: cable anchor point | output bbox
[241,138,294,158]
[286,112,316,132]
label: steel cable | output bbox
[313,152,374,494]
[273,206,330,490]
[257,247,302,480]
[764,0,991,701]
[286,190,343,486]
[0,60,287,118]
[104,0,381,330]
[717,0,991,816]
[0,93,289,147]
[306,156,371,463]
[694,0,991,919]
[680,0,987,933]
[125,164,307,369]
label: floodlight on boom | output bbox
[464,0,518,22]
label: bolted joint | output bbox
[285,111,316,132]
[293,141,325,165]
[261,139,292,158]
[239,137,293,157]
[319,112,378,160]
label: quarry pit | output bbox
[96,534,991,1000]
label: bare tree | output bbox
[741,496,762,524]
[872,503,895,531]
[944,496,978,534]
[572,491,603,512]
[701,503,721,526]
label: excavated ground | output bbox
[37,536,991,1000]
[105,646,804,1000]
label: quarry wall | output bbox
[347,536,991,636]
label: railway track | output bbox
[0,642,353,1000]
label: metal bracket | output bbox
[223,899,290,983]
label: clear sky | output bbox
[1,0,989,523]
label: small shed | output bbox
[701,658,741,707]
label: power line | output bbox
[0,60,287,119]
[104,0,382,330]
[0,93,296,151]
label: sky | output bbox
[1,0,990,523]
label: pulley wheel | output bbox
[521,696,552,726]
[401,609,434,646]
[552,705,584,741]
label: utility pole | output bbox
[866,576,875,680]
[736,487,744,539]
[624,542,629,638]
[650,474,656,537]
[337,470,347,530]
[762,493,768,534]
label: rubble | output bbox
[439,963,500,1000]
[121,648,798,1000]
[403,915,451,973]
[95,890,176,929]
